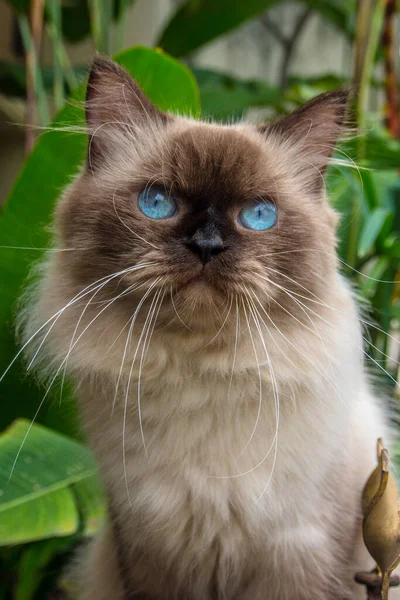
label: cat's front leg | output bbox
[78,523,167,600]
[75,523,125,600]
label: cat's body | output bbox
[78,303,381,600]
[23,57,385,599]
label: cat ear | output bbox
[259,90,350,194]
[85,56,169,168]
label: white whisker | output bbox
[170,288,193,331]
[8,274,159,482]
[237,296,263,457]
[121,278,163,510]
[137,287,165,456]
[203,295,233,348]
[2,265,140,383]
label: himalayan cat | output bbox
[22,57,385,599]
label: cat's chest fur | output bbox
[77,328,369,599]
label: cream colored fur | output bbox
[20,69,389,598]
[30,259,384,599]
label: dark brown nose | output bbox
[186,223,226,265]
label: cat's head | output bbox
[44,57,349,351]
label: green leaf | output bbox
[0,419,103,546]
[0,46,200,435]
[358,207,392,258]
[359,256,390,297]
[193,67,281,120]
[15,538,71,600]
[115,47,200,115]
[343,127,400,170]
[327,168,363,263]
[359,169,378,212]
[157,0,280,58]
[71,475,105,536]
[0,487,78,546]
[382,234,400,260]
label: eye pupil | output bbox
[238,199,277,231]
[138,187,177,220]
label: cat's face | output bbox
[55,58,347,334]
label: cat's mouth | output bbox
[175,268,232,299]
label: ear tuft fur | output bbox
[85,55,169,169]
[258,89,352,194]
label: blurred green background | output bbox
[0,0,399,597]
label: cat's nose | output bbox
[186,224,226,265]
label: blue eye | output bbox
[238,199,277,231]
[138,187,177,220]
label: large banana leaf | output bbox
[157,0,356,58]
[157,0,280,58]
[0,419,105,545]
[0,46,200,437]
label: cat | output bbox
[21,56,386,599]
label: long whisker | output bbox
[137,287,165,455]
[111,280,159,416]
[237,296,263,457]
[170,288,193,331]
[267,277,399,387]
[245,297,280,503]
[247,293,302,375]
[60,272,151,405]
[258,247,398,284]
[207,300,279,481]
[122,280,164,511]
[1,265,142,383]
[252,285,347,410]
[26,263,153,372]
[262,266,399,362]
[111,313,136,417]
[227,295,240,405]
[203,295,233,348]
[0,246,77,252]
[251,287,348,406]
[58,276,115,406]
[8,276,159,482]
[106,281,153,361]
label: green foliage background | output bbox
[0,0,399,597]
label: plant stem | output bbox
[347,195,361,267]
[348,0,386,267]
[115,0,130,53]
[47,0,64,111]
[18,5,49,153]
[88,0,102,52]
[89,0,112,54]
[59,45,79,93]
[353,0,386,156]
[382,0,399,137]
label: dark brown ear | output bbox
[259,90,350,193]
[85,56,169,168]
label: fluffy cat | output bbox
[22,57,386,599]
